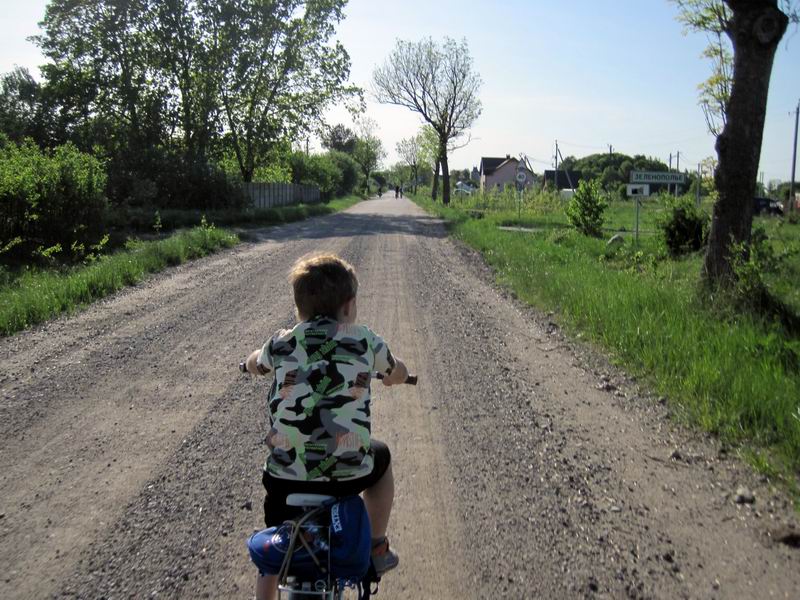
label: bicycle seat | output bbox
[285,493,336,508]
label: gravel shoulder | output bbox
[1,195,798,599]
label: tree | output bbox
[373,37,481,204]
[396,134,422,193]
[212,0,358,182]
[322,124,357,154]
[0,68,47,144]
[672,0,795,285]
[351,118,385,194]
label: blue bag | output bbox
[248,495,371,584]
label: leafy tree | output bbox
[565,179,607,237]
[213,0,358,182]
[351,118,385,194]
[0,68,48,144]
[672,0,796,285]
[322,124,357,154]
[373,37,481,204]
[396,134,422,193]
[326,150,360,197]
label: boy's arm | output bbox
[381,358,408,386]
[245,348,271,376]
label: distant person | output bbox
[394,185,399,199]
[399,186,404,198]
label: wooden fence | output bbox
[243,182,320,209]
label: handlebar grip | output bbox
[375,372,418,385]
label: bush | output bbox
[289,152,341,201]
[327,151,360,197]
[0,138,108,263]
[659,198,708,256]
[565,179,607,237]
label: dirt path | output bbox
[1,195,797,599]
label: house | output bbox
[479,155,537,192]
[543,170,583,191]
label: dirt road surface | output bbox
[1,195,798,599]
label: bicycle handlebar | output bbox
[239,361,417,385]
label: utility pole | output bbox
[696,163,702,207]
[791,99,799,213]
[608,144,613,156]
[676,151,681,196]
[554,140,559,191]
[668,153,673,195]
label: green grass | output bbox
[413,192,800,490]
[0,224,238,336]
[1,195,364,336]
[107,195,363,235]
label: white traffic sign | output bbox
[515,171,527,184]
[626,184,650,197]
[631,171,685,184]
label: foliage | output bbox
[660,197,709,256]
[411,191,800,485]
[565,180,607,237]
[559,152,672,196]
[289,152,341,201]
[351,118,385,193]
[0,224,238,336]
[0,139,108,263]
[396,134,422,192]
[326,151,361,197]
[373,37,481,203]
[321,124,357,154]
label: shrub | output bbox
[289,152,340,201]
[659,198,708,256]
[0,138,108,263]
[565,179,607,237]
[327,151,360,198]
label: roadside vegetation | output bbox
[412,188,800,490]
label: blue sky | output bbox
[2,0,798,182]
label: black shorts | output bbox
[262,439,391,527]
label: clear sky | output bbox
[2,0,798,182]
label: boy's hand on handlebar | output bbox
[381,359,408,386]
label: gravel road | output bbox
[1,195,798,599]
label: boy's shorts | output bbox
[262,439,391,527]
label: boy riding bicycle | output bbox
[244,253,408,600]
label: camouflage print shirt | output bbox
[257,316,396,482]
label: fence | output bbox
[243,182,320,209]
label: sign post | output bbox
[626,184,651,245]
[515,162,527,220]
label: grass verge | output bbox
[413,193,800,497]
[0,223,238,336]
[1,196,364,336]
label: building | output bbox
[543,170,583,191]
[479,155,537,192]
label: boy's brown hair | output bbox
[289,254,358,320]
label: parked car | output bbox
[754,197,784,216]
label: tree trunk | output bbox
[441,152,450,205]
[432,158,440,200]
[703,1,788,285]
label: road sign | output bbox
[630,171,685,185]
[626,184,650,197]
[515,171,527,184]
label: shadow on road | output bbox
[241,205,448,243]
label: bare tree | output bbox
[672,0,795,286]
[373,37,481,204]
[396,134,422,193]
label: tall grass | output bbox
[414,193,800,480]
[0,225,238,336]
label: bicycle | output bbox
[239,363,417,599]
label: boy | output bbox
[244,253,409,600]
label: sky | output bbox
[2,0,798,183]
